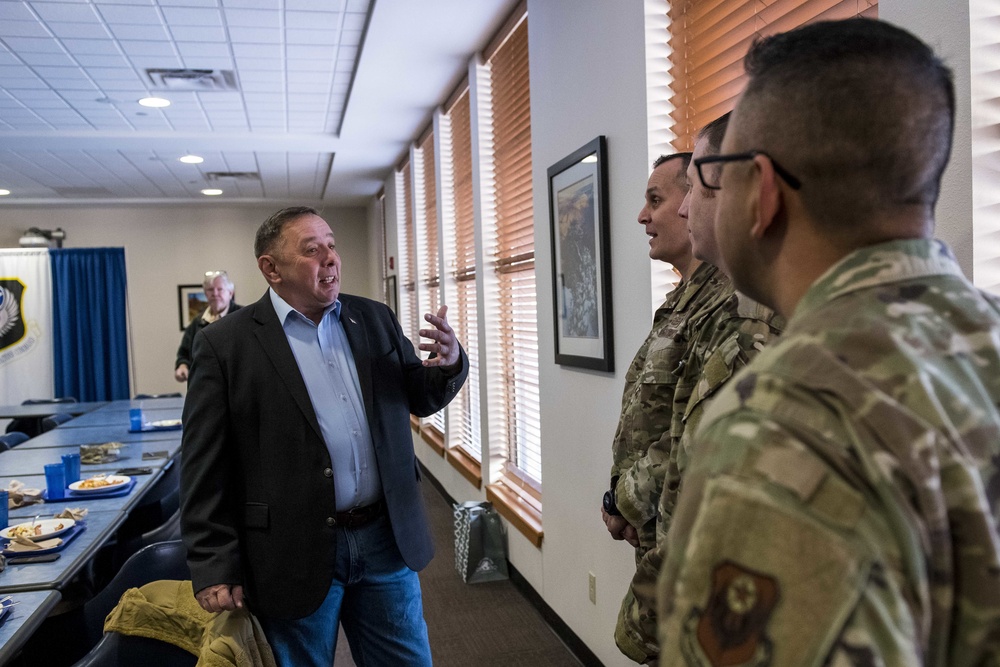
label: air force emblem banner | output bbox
[0,249,54,405]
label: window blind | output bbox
[417,130,445,435]
[397,161,419,347]
[669,0,878,150]
[489,15,542,485]
[447,88,482,461]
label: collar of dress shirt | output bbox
[268,288,340,326]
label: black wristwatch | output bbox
[603,477,622,516]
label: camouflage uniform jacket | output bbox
[616,290,784,663]
[611,261,730,552]
[657,238,1000,667]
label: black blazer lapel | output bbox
[339,299,375,430]
[250,292,323,439]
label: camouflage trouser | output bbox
[615,533,663,663]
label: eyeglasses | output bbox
[694,150,802,191]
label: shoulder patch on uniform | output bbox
[683,560,779,666]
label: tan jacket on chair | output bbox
[103,579,275,667]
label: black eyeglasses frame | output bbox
[694,150,802,191]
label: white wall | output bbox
[0,203,371,397]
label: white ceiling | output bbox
[0,0,519,205]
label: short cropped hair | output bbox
[698,112,731,156]
[732,19,954,230]
[255,206,320,258]
[653,152,692,173]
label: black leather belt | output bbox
[334,500,385,529]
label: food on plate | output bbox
[8,522,63,538]
[77,476,118,489]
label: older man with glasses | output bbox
[656,18,1000,666]
[174,270,241,383]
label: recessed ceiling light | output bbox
[138,96,170,108]
[581,155,598,164]
[0,189,10,196]
[200,189,223,196]
[179,155,204,164]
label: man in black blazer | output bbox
[180,206,467,666]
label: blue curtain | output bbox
[50,248,129,401]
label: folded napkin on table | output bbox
[5,535,62,552]
[54,508,88,521]
[6,481,43,509]
[79,442,122,465]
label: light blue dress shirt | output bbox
[269,289,382,511]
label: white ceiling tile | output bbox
[85,66,141,81]
[240,80,282,93]
[179,57,234,70]
[158,0,218,7]
[221,0,279,9]
[286,59,332,73]
[45,22,112,39]
[48,79,101,91]
[286,45,335,60]
[232,43,280,59]
[0,4,37,21]
[118,40,178,56]
[339,30,361,47]
[5,79,50,90]
[169,25,226,42]
[31,3,103,22]
[227,26,280,44]
[285,29,338,46]
[68,53,127,67]
[127,55,184,69]
[176,42,230,58]
[287,0,342,10]
[18,53,76,67]
[341,13,366,31]
[234,58,281,71]
[108,23,171,41]
[60,38,123,55]
[10,90,66,104]
[221,8,278,28]
[160,6,222,26]
[0,21,53,39]
[3,37,65,54]
[345,0,369,12]
[96,5,162,25]
[286,11,338,31]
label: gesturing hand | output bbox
[419,305,461,368]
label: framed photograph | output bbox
[385,275,398,317]
[548,136,614,372]
[177,284,207,331]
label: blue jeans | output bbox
[257,513,432,667]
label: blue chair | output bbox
[41,412,74,432]
[133,393,182,399]
[72,632,196,667]
[0,431,30,449]
[81,540,191,646]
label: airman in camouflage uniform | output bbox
[614,114,784,663]
[657,19,1000,666]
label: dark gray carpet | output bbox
[334,479,583,666]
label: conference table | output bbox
[0,402,109,420]
[0,397,184,660]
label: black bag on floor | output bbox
[453,501,508,584]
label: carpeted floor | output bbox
[334,479,584,666]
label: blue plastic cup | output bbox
[129,407,143,431]
[62,452,81,485]
[44,463,66,500]
[0,490,8,529]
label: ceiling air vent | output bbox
[145,69,239,92]
[205,172,260,182]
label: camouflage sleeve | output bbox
[656,409,921,667]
